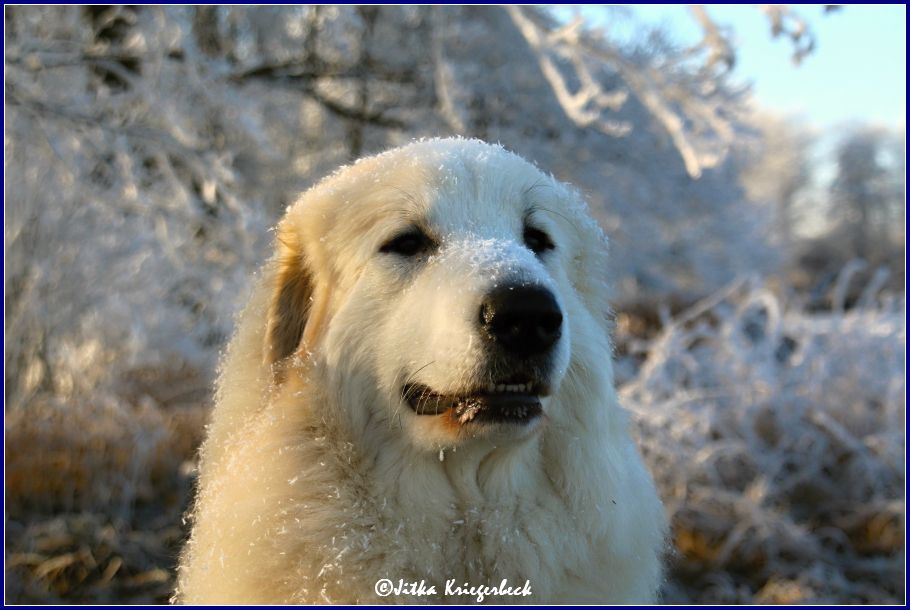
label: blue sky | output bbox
[560,4,906,130]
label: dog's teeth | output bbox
[487,383,497,393]
[516,383,526,392]
[496,384,505,392]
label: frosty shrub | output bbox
[623,278,905,603]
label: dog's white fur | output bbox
[176,138,666,604]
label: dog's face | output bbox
[267,140,611,451]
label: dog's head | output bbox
[265,139,612,451]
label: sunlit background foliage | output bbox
[4,6,904,604]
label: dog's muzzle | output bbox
[401,283,563,426]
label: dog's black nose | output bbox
[479,285,563,355]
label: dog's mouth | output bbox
[402,381,545,424]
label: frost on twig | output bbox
[507,5,826,178]
[505,7,631,138]
[506,6,744,178]
[623,279,905,603]
[759,5,816,66]
[687,5,736,72]
[429,10,466,134]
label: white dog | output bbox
[176,138,666,604]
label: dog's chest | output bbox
[328,478,580,602]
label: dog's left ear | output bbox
[264,219,330,373]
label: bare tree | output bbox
[830,127,901,261]
[741,113,815,250]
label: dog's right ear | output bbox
[264,220,315,371]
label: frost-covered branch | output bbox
[506,5,743,178]
[759,4,816,65]
[506,6,631,137]
[688,5,736,72]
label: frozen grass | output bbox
[622,278,905,603]
[4,284,905,604]
[5,367,208,604]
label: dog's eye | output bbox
[379,229,434,257]
[523,226,555,255]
